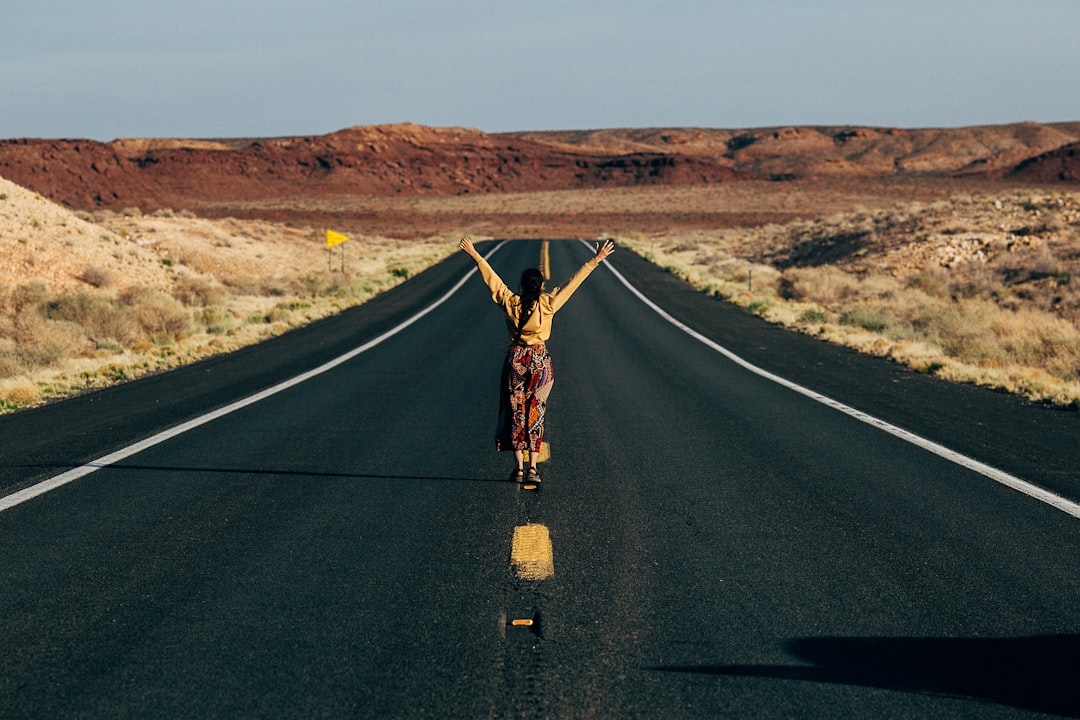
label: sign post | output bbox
[326,230,349,272]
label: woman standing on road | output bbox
[459,236,615,484]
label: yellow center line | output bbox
[510,523,554,580]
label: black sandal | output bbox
[511,468,524,482]
[526,468,542,484]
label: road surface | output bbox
[2,239,1078,719]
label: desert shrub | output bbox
[265,306,293,324]
[798,307,828,324]
[0,354,26,379]
[931,301,1003,363]
[197,306,236,334]
[117,285,155,306]
[0,333,30,377]
[0,377,41,407]
[172,275,226,307]
[137,300,190,339]
[712,261,751,283]
[40,290,139,345]
[907,270,950,298]
[989,308,1080,380]
[13,342,66,368]
[79,266,115,289]
[777,276,798,300]
[670,242,699,253]
[997,242,1059,280]
[220,275,262,295]
[8,307,92,364]
[857,274,902,301]
[949,263,1000,300]
[290,272,325,298]
[119,286,192,339]
[11,280,51,312]
[747,300,770,316]
[781,266,862,304]
[839,307,890,332]
[693,250,729,267]
[883,286,947,334]
[663,264,687,280]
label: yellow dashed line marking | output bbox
[522,441,550,465]
[510,523,554,580]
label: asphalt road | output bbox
[2,239,1078,719]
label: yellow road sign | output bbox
[326,229,349,248]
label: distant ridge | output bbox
[1008,141,1080,183]
[1,121,1078,213]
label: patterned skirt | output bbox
[496,343,554,453]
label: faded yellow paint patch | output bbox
[523,442,550,465]
[510,523,554,580]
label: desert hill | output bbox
[2,122,1079,221]
[507,122,1080,178]
[1009,141,1080,183]
[0,124,736,212]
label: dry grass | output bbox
[618,189,1080,408]
[0,176,457,412]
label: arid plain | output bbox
[2,122,1079,410]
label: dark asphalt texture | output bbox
[2,239,1078,719]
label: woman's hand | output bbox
[593,239,615,263]
[459,235,479,258]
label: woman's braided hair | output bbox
[514,268,545,343]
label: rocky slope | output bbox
[509,122,1080,178]
[1009,141,1080,183]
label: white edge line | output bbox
[0,241,508,513]
[586,240,1080,520]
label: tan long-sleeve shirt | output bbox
[475,255,600,345]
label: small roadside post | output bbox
[327,229,349,272]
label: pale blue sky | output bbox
[2,0,1077,140]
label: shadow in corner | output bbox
[651,634,1080,718]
